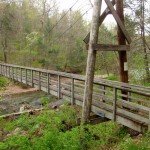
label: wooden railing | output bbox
[0,63,150,132]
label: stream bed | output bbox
[0,91,56,116]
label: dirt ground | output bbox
[0,84,38,97]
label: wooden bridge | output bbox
[0,63,150,132]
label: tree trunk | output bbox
[82,0,102,123]
[2,38,8,63]
[141,0,150,82]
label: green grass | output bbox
[105,74,118,81]
[0,105,149,150]
[0,77,9,90]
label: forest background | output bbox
[0,0,149,85]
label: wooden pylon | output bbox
[82,0,102,123]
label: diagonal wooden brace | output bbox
[104,0,131,44]
[83,0,116,44]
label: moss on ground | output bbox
[0,105,149,150]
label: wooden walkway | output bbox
[0,63,150,132]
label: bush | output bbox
[0,106,149,150]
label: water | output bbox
[0,91,55,115]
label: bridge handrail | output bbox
[0,62,149,97]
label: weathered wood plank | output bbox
[71,78,75,105]
[47,73,50,94]
[58,75,61,99]
[92,44,130,51]
[112,88,117,121]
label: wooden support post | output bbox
[31,70,34,87]
[71,78,75,105]
[82,0,102,123]
[58,75,61,99]
[112,88,117,121]
[47,73,50,94]
[38,72,41,90]
[116,0,129,101]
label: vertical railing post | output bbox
[47,73,50,94]
[127,91,131,102]
[2,65,3,75]
[31,70,34,87]
[71,78,75,105]
[6,66,8,77]
[38,71,41,90]
[58,75,61,99]
[20,68,22,82]
[9,66,10,78]
[0,64,1,75]
[16,67,18,80]
[0,65,2,75]
[25,69,27,85]
[102,85,106,102]
[6,66,7,77]
[2,65,4,75]
[3,65,5,76]
[12,67,14,80]
[112,88,117,121]
[148,111,150,131]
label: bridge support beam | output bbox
[116,0,129,88]
[82,0,102,123]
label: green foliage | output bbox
[0,77,9,89]
[117,132,150,150]
[0,106,150,150]
[106,74,118,81]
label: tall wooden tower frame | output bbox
[82,0,132,123]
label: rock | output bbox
[137,134,143,139]
[13,127,21,135]
[19,105,25,112]
[49,99,66,109]
[52,105,58,109]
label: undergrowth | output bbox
[0,77,9,90]
[0,105,149,150]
